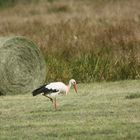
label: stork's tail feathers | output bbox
[32,89,41,96]
[32,84,46,96]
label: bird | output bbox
[32,79,77,110]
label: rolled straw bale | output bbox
[0,36,46,95]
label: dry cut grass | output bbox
[0,80,140,140]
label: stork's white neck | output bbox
[66,81,72,94]
[69,80,72,87]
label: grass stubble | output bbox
[0,80,140,139]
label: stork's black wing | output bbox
[32,84,59,96]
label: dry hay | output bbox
[0,36,46,95]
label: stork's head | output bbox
[69,79,77,93]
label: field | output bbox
[0,1,140,139]
[0,80,140,140]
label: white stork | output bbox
[32,79,77,110]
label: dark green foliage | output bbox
[0,0,39,8]
[126,93,140,99]
[0,0,15,8]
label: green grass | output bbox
[126,93,140,99]
[0,80,140,140]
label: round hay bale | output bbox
[0,36,46,95]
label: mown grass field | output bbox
[0,80,140,140]
[0,1,140,139]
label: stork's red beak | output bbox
[74,84,78,93]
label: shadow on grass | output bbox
[125,93,140,99]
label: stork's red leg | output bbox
[54,97,57,110]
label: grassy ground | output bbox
[0,80,140,140]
